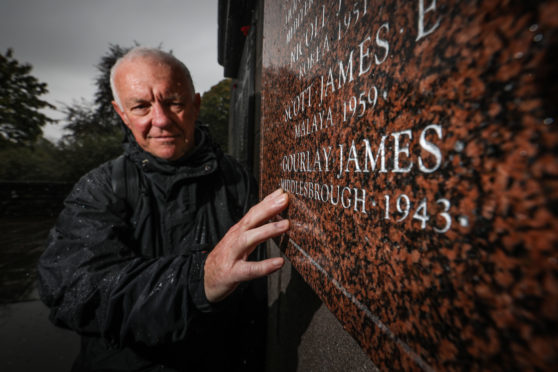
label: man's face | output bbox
[112,58,201,160]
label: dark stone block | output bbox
[260,0,558,370]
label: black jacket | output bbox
[37,128,265,371]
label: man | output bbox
[37,47,289,371]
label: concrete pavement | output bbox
[0,217,79,372]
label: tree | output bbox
[57,44,134,181]
[57,101,123,181]
[64,44,132,139]
[0,48,55,145]
[0,138,63,181]
[93,44,132,129]
[198,79,231,152]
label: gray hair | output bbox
[110,47,195,109]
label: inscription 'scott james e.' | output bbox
[260,0,558,370]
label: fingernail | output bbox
[273,257,285,268]
[272,188,283,198]
[274,194,288,206]
[266,189,282,200]
[277,219,289,229]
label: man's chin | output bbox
[151,144,188,161]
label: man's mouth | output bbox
[148,134,179,140]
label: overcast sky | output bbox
[0,0,223,141]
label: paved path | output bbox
[0,291,80,372]
[0,217,79,372]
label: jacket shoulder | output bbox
[64,157,122,207]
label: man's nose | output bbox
[151,103,172,128]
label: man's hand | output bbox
[204,188,289,303]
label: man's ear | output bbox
[112,101,129,127]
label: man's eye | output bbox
[132,104,149,111]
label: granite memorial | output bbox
[260,0,558,370]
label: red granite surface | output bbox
[260,0,558,370]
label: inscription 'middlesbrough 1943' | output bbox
[261,0,558,371]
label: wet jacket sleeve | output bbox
[37,163,210,347]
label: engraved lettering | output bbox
[375,23,390,64]
[359,36,372,75]
[416,0,441,41]
[363,137,387,173]
[418,124,443,173]
[392,129,413,173]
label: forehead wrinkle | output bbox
[128,97,150,105]
[122,89,153,106]
[115,59,193,108]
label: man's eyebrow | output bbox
[125,98,149,106]
[124,94,186,106]
[161,93,187,101]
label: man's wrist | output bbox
[188,252,214,312]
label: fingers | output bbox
[240,189,289,229]
[230,189,289,257]
[235,257,285,282]
[242,219,289,249]
[204,188,290,303]
[264,188,284,200]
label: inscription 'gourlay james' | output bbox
[261,0,558,371]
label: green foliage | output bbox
[0,46,127,182]
[0,48,55,145]
[0,114,122,183]
[0,139,63,181]
[54,44,134,181]
[93,44,132,129]
[64,44,132,140]
[57,102,123,181]
[198,79,231,152]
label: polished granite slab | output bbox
[260,0,558,370]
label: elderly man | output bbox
[38,47,289,371]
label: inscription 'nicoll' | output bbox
[285,0,319,45]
